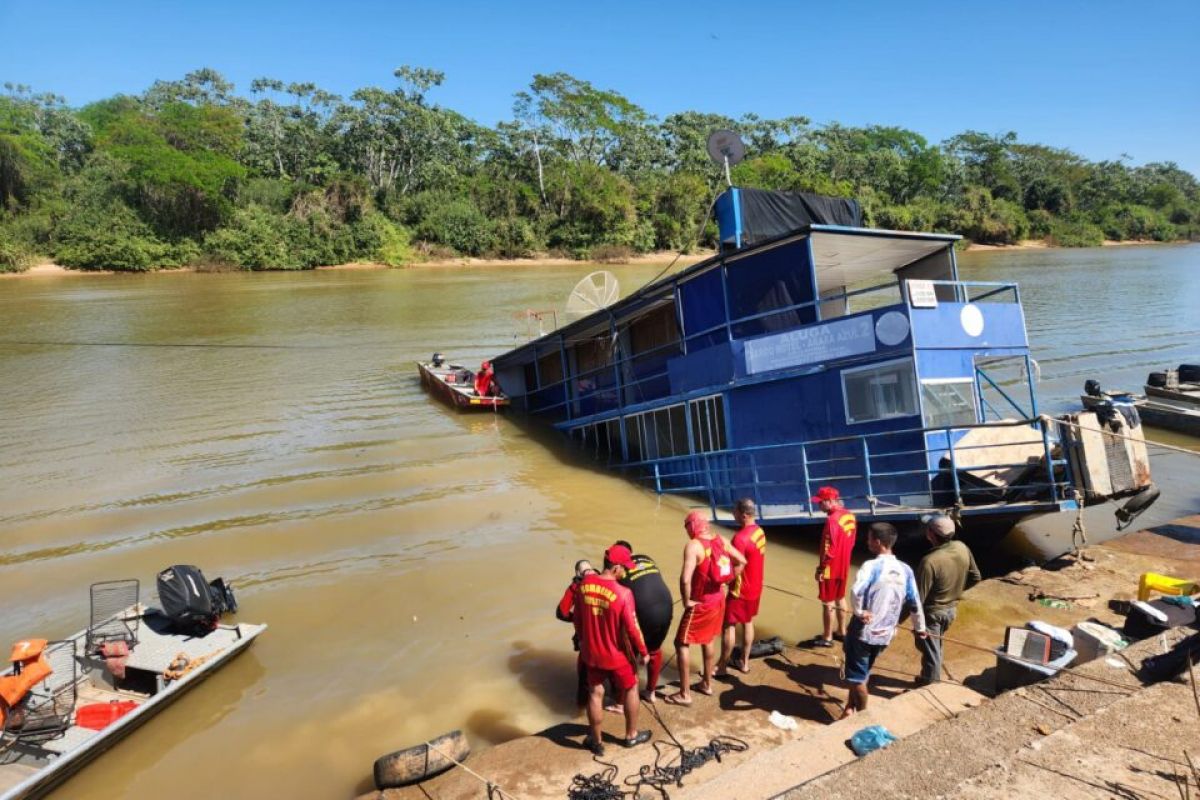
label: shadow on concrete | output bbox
[535,720,594,751]
[507,640,581,717]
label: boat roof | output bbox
[496,224,961,357]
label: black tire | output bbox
[374,730,469,789]
[1115,483,1160,531]
[1179,364,1200,383]
[1147,372,1168,388]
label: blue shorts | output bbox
[843,628,885,685]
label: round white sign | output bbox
[875,311,910,346]
[960,304,984,337]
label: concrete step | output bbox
[686,681,985,800]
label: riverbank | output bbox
[3,239,1187,278]
[359,515,1200,800]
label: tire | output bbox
[374,729,469,789]
[1147,372,1168,388]
[1179,364,1200,383]
[1115,483,1160,530]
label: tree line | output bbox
[2,67,1198,273]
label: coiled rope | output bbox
[566,701,749,800]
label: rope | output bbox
[760,583,1142,693]
[424,740,529,800]
[1069,489,1088,554]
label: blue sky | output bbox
[2,0,1197,175]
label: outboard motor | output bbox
[431,352,445,368]
[1084,379,1103,398]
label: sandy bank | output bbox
[358,515,1200,800]
[964,237,1173,251]
[1,251,714,278]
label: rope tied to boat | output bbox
[1069,489,1088,554]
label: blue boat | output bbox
[489,188,1155,535]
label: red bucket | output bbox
[76,700,139,730]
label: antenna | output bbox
[564,271,620,320]
[706,129,745,187]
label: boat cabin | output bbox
[491,189,1064,523]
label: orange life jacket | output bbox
[0,639,53,727]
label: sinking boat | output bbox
[417,355,509,411]
[1082,367,1200,438]
[0,580,265,800]
[485,186,1155,533]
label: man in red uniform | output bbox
[719,498,767,674]
[473,360,496,397]
[555,559,597,706]
[808,486,857,648]
[576,544,651,755]
[664,511,746,706]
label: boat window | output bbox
[627,302,680,356]
[623,402,691,462]
[921,380,979,429]
[727,242,816,337]
[689,395,727,453]
[842,359,919,424]
[537,349,564,388]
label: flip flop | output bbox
[693,683,714,696]
[624,730,652,748]
[604,703,625,714]
[583,736,605,757]
[735,662,751,674]
[662,692,692,706]
[804,637,834,648]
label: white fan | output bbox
[564,271,620,320]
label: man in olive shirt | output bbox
[915,514,981,683]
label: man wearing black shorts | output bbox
[615,540,674,702]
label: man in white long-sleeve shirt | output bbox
[840,523,927,719]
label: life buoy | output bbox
[1115,483,1160,531]
[373,729,469,789]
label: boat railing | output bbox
[610,416,1070,518]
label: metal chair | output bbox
[1,640,79,744]
[86,579,140,654]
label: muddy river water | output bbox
[1,244,1198,798]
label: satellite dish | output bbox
[706,129,745,186]
[564,271,620,320]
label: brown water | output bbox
[1,245,1198,798]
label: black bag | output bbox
[1123,599,1197,640]
[157,565,219,634]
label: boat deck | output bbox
[0,607,265,800]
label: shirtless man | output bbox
[719,498,767,674]
[664,511,745,706]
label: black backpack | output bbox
[157,565,237,634]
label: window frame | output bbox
[841,357,920,425]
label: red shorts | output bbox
[818,576,847,603]
[586,661,637,693]
[675,599,725,645]
[724,595,760,625]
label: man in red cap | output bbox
[576,544,651,754]
[664,510,745,706]
[807,486,857,648]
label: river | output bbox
[1,243,1198,798]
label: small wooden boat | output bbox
[1082,367,1200,438]
[373,729,469,789]
[417,356,508,411]
[0,596,265,800]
